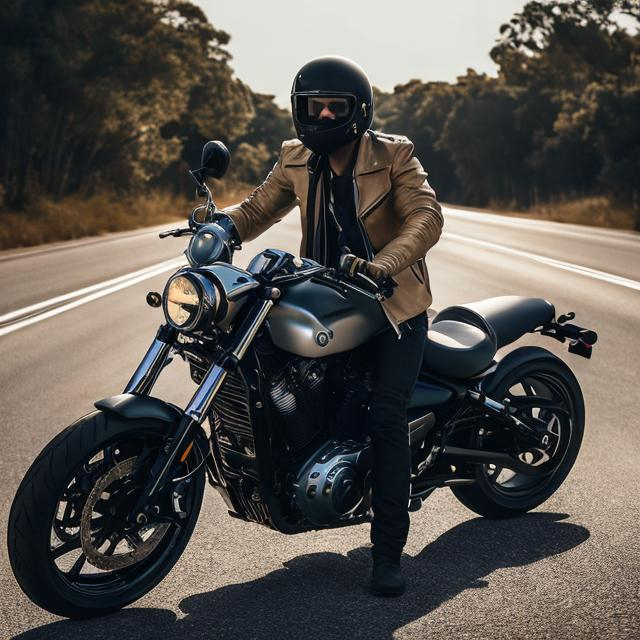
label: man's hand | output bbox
[339,253,389,280]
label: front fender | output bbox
[95,393,183,424]
[478,346,566,397]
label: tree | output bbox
[0,0,288,208]
[374,80,458,201]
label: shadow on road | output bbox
[14,512,589,640]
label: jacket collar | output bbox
[354,130,393,217]
[303,130,394,218]
[354,130,394,176]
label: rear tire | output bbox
[7,410,205,619]
[451,357,584,518]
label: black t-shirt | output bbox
[324,167,368,270]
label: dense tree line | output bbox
[374,0,639,226]
[0,0,292,209]
[0,0,637,229]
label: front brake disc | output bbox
[80,457,169,571]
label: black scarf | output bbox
[306,153,329,263]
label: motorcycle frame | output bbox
[120,273,563,534]
[122,289,385,533]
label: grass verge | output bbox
[0,186,251,251]
[479,196,638,230]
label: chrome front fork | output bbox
[185,297,275,422]
[124,334,173,395]
[127,294,277,503]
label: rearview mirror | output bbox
[200,140,230,179]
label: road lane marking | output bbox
[444,206,640,243]
[0,258,185,338]
[2,230,638,340]
[0,257,185,324]
[443,232,640,291]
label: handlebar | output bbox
[310,265,395,301]
[337,254,398,299]
[159,226,193,239]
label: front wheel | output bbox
[7,410,205,619]
[451,356,585,518]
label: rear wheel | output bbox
[451,357,584,518]
[7,410,205,619]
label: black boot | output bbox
[370,559,406,597]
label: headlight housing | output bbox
[162,271,221,332]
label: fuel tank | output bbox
[266,277,388,357]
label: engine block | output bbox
[294,440,371,526]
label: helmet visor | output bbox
[293,94,356,126]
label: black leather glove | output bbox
[210,212,242,247]
[338,254,397,298]
[186,213,241,267]
[339,253,389,280]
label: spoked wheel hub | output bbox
[449,360,585,518]
[478,372,573,493]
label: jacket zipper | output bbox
[359,189,391,221]
[328,173,373,260]
[327,188,343,233]
[352,179,401,338]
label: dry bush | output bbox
[528,197,637,230]
[484,196,637,230]
[0,187,252,250]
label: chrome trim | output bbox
[185,365,228,422]
[124,338,172,395]
[231,298,275,361]
[184,298,275,422]
[226,281,261,300]
[408,413,435,431]
[270,265,328,283]
[338,276,380,301]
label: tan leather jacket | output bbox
[224,130,444,331]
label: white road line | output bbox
[0,257,185,324]
[444,206,640,243]
[443,232,640,291]
[1,230,638,340]
[0,259,185,338]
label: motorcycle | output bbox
[7,141,597,618]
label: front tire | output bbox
[451,357,585,518]
[7,410,205,619]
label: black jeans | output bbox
[365,312,428,563]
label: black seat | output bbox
[422,319,496,379]
[432,296,555,349]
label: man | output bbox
[220,56,443,596]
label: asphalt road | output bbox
[1,204,639,639]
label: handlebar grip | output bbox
[159,227,192,238]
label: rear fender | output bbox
[95,393,183,424]
[478,346,564,397]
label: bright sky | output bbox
[195,0,529,107]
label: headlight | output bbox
[165,275,201,328]
[163,272,220,332]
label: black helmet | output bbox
[290,56,374,156]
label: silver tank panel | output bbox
[266,277,387,357]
